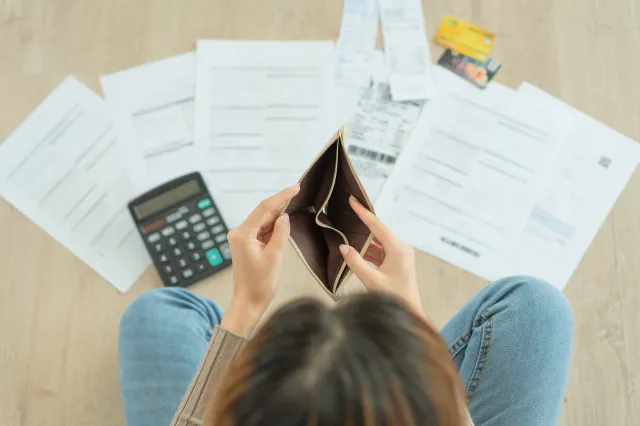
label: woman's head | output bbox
[208,292,467,426]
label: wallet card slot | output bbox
[325,141,373,280]
[312,143,350,290]
[317,216,349,290]
[288,211,330,286]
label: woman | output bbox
[118,185,574,426]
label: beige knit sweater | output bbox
[169,326,474,426]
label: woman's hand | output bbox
[339,195,423,315]
[221,185,300,337]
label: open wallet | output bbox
[282,127,375,299]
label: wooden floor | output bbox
[1,0,639,424]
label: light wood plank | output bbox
[1,1,639,425]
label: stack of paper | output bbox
[1,34,638,293]
[374,76,640,289]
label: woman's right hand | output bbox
[339,195,423,315]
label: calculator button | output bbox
[186,241,197,251]
[211,225,225,234]
[182,269,194,279]
[193,223,206,233]
[176,220,188,231]
[166,211,182,223]
[206,216,220,226]
[219,242,232,260]
[173,248,183,257]
[181,231,191,240]
[215,233,227,243]
[147,232,161,243]
[206,248,224,267]
[152,243,163,253]
[168,237,178,246]
[191,252,203,262]
[202,207,216,217]
[196,262,208,272]
[159,254,169,263]
[197,198,212,210]
[201,240,215,250]
[169,275,180,285]
[177,258,188,268]
[197,231,211,241]
[189,214,202,224]
[178,206,189,215]
[164,265,174,274]
[161,227,175,237]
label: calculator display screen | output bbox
[134,180,201,220]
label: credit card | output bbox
[437,49,501,89]
[434,15,495,61]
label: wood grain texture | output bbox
[1,0,638,425]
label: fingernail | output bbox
[280,213,290,223]
[339,244,349,256]
[289,183,300,190]
[349,194,360,205]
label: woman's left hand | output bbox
[221,184,300,337]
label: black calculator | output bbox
[128,172,232,287]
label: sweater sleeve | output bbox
[170,326,247,426]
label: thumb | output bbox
[339,244,382,290]
[266,213,291,255]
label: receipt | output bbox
[378,0,437,101]
[343,52,425,200]
[335,0,379,87]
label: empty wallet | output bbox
[282,127,375,299]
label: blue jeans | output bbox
[119,276,573,426]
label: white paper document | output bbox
[378,0,437,101]
[0,76,150,292]
[100,52,197,192]
[194,40,335,228]
[335,0,379,87]
[433,65,513,111]
[376,85,574,279]
[503,84,640,289]
[343,53,425,200]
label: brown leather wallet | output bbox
[282,127,375,299]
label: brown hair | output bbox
[206,292,467,426]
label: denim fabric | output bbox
[118,288,223,426]
[441,276,574,425]
[119,275,573,426]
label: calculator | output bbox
[128,172,232,287]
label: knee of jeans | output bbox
[120,287,188,332]
[492,276,574,336]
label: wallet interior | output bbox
[285,135,373,295]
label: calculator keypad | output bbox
[139,195,231,287]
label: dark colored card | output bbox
[438,49,501,89]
